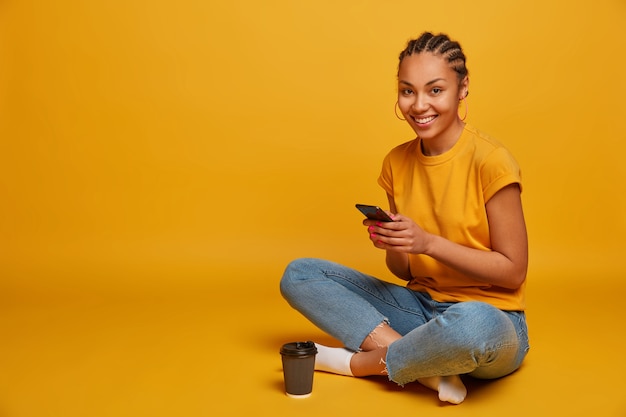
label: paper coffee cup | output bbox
[280,341,317,398]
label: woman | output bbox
[280,32,529,405]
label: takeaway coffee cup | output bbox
[280,341,317,398]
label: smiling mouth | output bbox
[412,115,437,124]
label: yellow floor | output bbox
[1,260,625,417]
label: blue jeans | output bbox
[280,258,530,385]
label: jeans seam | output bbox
[322,269,426,319]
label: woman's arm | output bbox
[383,195,412,281]
[369,184,528,289]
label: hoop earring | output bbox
[394,102,406,121]
[459,97,468,121]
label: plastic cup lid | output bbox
[280,341,317,356]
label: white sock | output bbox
[417,375,467,405]
[314,343,354,376]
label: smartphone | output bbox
[355,204,394,222]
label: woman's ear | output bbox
[459,76,470,99]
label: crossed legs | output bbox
[281,259,525,405]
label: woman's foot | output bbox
[417,375,467,404]
[313,343,354,376]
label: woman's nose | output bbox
[411,95,428,112]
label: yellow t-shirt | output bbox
[378,124,525,311]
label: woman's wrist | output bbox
[420,232,438,257]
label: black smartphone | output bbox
[355,204,394,222]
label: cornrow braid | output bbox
[398,32,469,81]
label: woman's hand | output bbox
[363,213,432,255]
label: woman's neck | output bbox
[420,120,466,156]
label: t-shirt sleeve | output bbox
[481,147,522,202]
[377,152,394,196]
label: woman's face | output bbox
[397,53,469,154]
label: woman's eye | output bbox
[432,88,442,94]
[401,89,413,95]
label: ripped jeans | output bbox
[279,258,530,385]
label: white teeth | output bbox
[414,116,436,124]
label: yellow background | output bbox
[1,0,625,416]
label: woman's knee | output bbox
[279,258,324,298]
[280,258,305,295]
[445,302,519,370]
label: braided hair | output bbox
[398,32,469,82]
